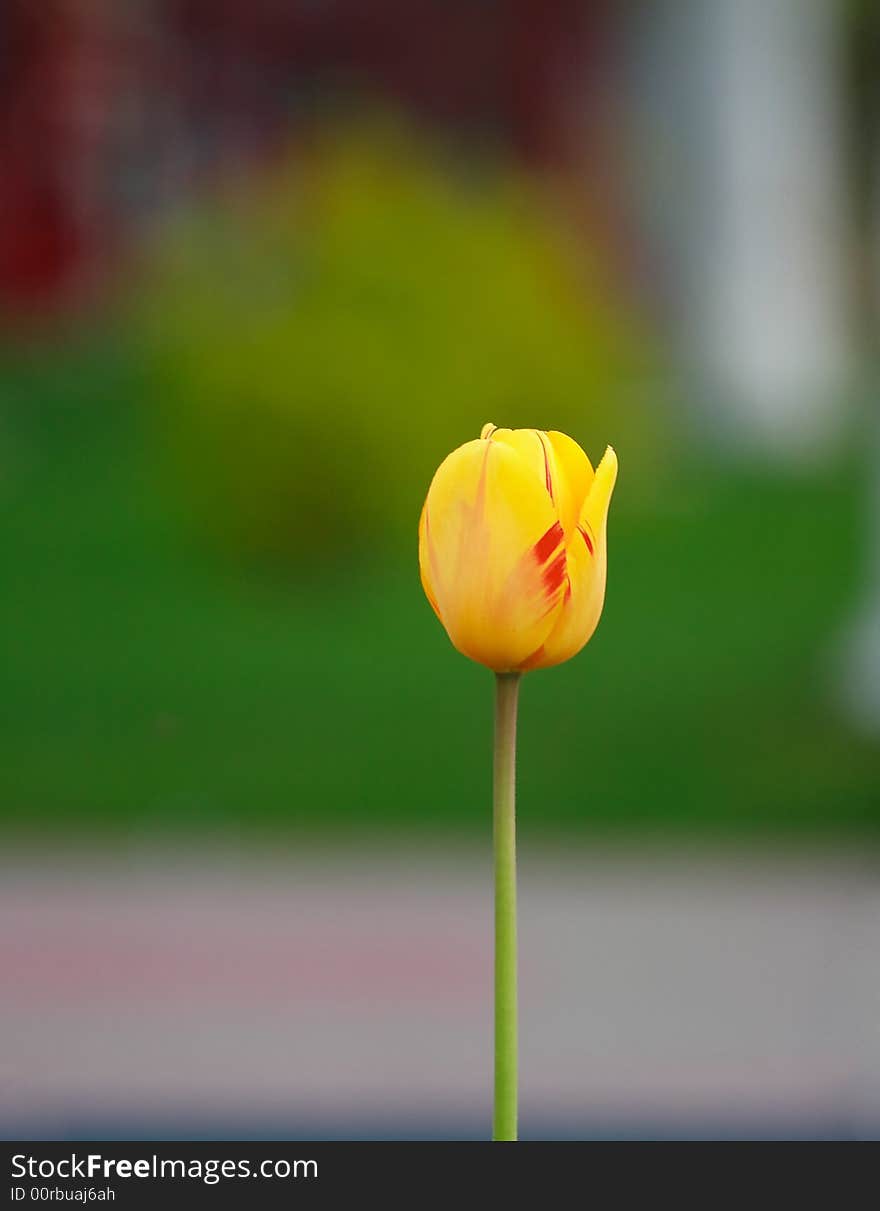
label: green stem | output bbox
[493,671,520,1141]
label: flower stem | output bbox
[493,671,520,1141]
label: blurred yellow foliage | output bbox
[140,115,659,566]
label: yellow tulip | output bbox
[420,424,618,1139]
[419,424,617,672]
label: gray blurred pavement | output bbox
[2,844,878,1139]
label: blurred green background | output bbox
[3,328,875,839]
[1,3,879,844]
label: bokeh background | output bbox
[3,0,880,1140]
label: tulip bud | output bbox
[419,425,617,672]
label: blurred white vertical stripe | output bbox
[629,0,851,458]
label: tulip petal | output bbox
[583,445,618,542]
[522,526,603,669]
[486,428,554,498]
[418,503,444,622]
[524,445,617,670]
[487,427,595,541]
[419,438,567,671]
[545,430,594,538]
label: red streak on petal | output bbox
[518,642,546,671]
[422,507,446,617]
[533,520,564,567]
[543,550,567,598]
[535,430,554,501]
[579,524,594,556]
[424,584,442,618]
[476,439,493,508]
